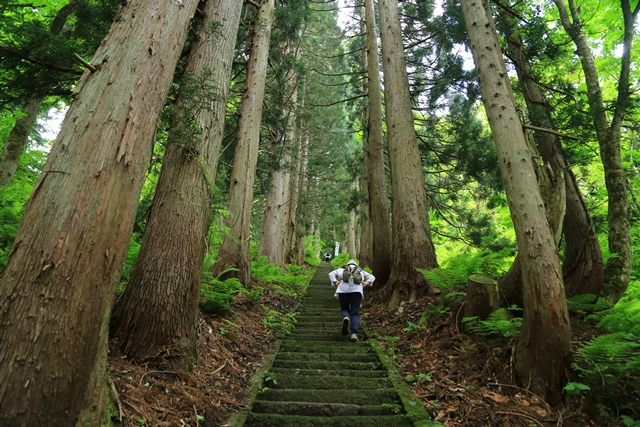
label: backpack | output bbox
[342,264,363,284]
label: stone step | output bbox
[296,316,339,322]
[250,400,404,416]
[279,342,374,354]
[272,359,382,370]
[256,388,401,405]
[235,266,433,427]
[263,373,391,389]
[275,352,379,362]
[244,413,414,427]
[269,367,387,378]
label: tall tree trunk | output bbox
[356,4,373,269]
[0,0,199,424]
[364,0,391,285]
[287,101,307,264]
[212,0,274,284]
[358,173,374,267]
[0,94,44,186]
[261,44,299,266]
[110,0,242,369]
[292,130,309,264]
[553,0,638,300]
[462,0,571,404]
[497,5,603,299]
[378,0,438,309]
[345,188,358,257]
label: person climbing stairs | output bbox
[235,264,434,426]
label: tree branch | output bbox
[309,93,367,107]
[311,68,365,77]
[522,124,578,140]
[72,53,97,72]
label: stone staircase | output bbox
[236,264,434,426]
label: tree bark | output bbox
[0,94,44,186]
[553,0,637,300]
[461,0,571,404]
[497,5,604,298]
[378,0,438,309]
[345,192,358,257]
[212,0,274,284]
[291,130,309,264]
[110,0,242,369]
[364,0,392,285]
[0,0,199,424]
[261,42,299,266]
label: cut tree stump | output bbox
[464,274,500,320]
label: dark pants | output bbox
[338,292,363,333]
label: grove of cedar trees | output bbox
[0,0,638,423]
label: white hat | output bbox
[347,259,357,266]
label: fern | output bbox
[417,248,511,290]
[199,274,243,315]
[463,307,522,338]
[251,256,311,298]
[566,293,611,314]
[573,281,640,396]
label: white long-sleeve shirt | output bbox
[328,267,375,296]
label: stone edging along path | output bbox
[227,264,437,427]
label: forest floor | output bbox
[109,273,614,427]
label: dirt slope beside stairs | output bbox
[232,264,435,427]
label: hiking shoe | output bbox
[350,333,359,342]
[341,317,350,335]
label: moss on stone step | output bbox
[251,400,404,416]
[262,373,391,389]
[275,352,378,362]
[279,342,374,354]
[271,359,382,370]
[269,367,387,378]
[244,413,414,427]
[257,388,400,405]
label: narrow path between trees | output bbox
[233,264,433,426]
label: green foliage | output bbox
[199,273,243,315]
[303,234,322,266]
[251,256,311,299]
[417,248,511,290]
[572,281,640,412]
[405,372,434,384]
[261,309,297,337]
[0,146,46,271]
[116,237,141,292]
[403,320,426,334]
[598,281,640,336]
[330,253,352,268]
[566,293,611,315]
[463,307,523,338]
[166,68,222,159]
[563,382,591,395]
[622,415,640,427]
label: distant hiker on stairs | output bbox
[328,260,375,342]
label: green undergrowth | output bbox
[417,248,512,310]
[571,280,640,423]
[198,255,312,317]
[0,147,46,271]
[463,306,523,338]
